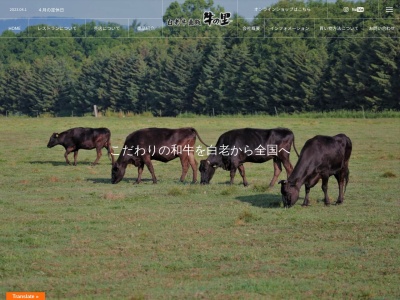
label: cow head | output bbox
[111,162,127,184]
[47,133,59,148]
[278,180,300,208]
[199,160,217,184]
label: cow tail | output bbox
[292,135,300,157]
[106,134,114,162]
[192,128,210,148]
[107,142,112,161]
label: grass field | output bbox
[0,116,399,299]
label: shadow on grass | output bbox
[30,160,109,166]
[212,181,245,186]
[236,194,282,208]
[30,160,69,166]
[86,177,155,184]
[86,177,114,184]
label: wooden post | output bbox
[94,105,98,117]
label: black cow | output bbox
[47,127,114,166]
[111,127,209,184]
[199,128,299,187]
[279,134,352,208]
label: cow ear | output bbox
[278,180,286,185]
[55,133,59,138]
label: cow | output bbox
[47,127,114,166]
[111,127,209,184]
[279,134,352,208]
[199,128,299,187]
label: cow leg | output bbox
[302,174,321,206]
[179,155,189,182]
[238,165,248,187]
[269,158,283,187]
[73,151,79,166]
[334,168,348,205]
[303,185,311,206]
[188,153,198,183]
[64,146,75,165]
[136,162,145,184]
[143,156,157,184]
[321,176,330,206]
[229,167,237,185]
[281,156,294,177]
[92,147,102,165]
[64,151,71,165]
[334,174,343,205]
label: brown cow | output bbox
[199,128,299,187]
[279,134,352,207]
[47,127,114,165]
[111,127,208,184]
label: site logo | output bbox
[166,11,231,27]
[203,11,231,26]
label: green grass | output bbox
[0,116,399,299]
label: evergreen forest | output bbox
[0,0,399,117]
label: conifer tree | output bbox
[193,37,225,115]
[3,62,35,115]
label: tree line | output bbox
[0,0,399,117]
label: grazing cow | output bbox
[47,127,114,166]
[279,134,352,208]
[199,128,299,187]
[111,127,209,184]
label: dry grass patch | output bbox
[103,191,126,200]
[52,196,65,202]
[47,175,60,182]
[88,168,99,175]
